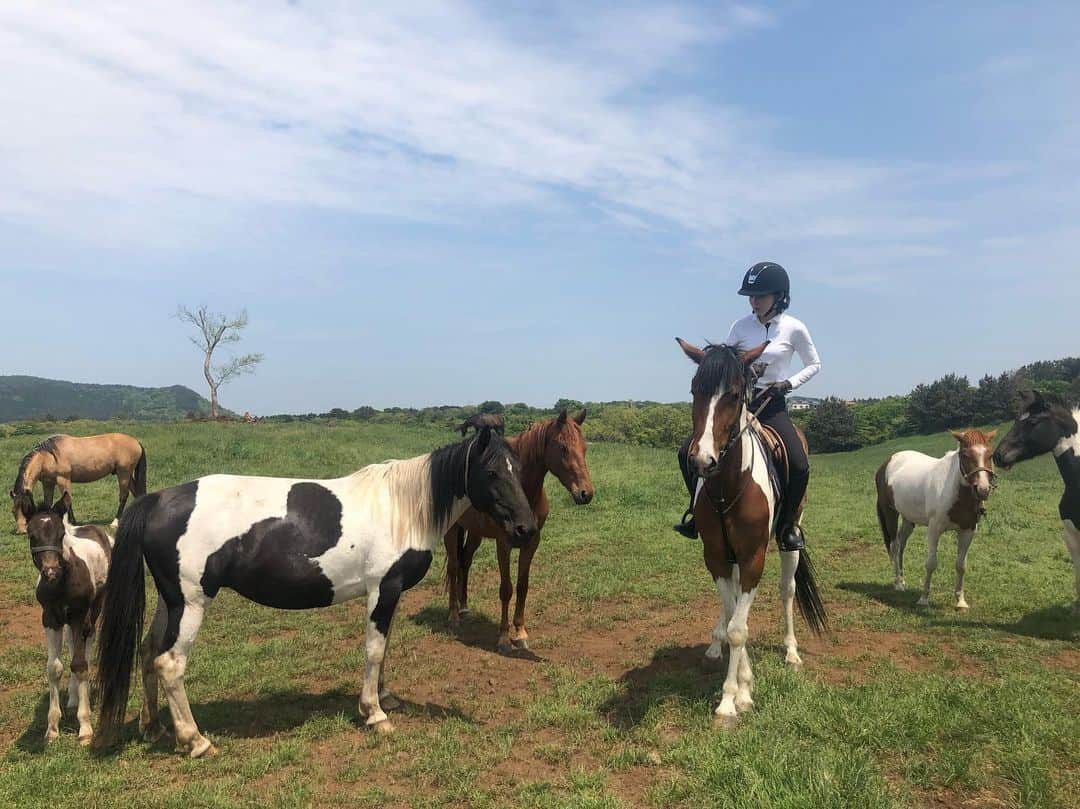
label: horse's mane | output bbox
[12,436,61,495]
[693,344,753,398]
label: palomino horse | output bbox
[993,390,1080,611]
[677,339,827,726]
[94,427,536,757]
[876,429,996,609]
[444,409,593,651]
[9,433,146,533]
[14,491,112,745]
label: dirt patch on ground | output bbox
[0,603,41,649]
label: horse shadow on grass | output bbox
[410,605,545,663]
[838,581,1078,641]
[14,693,51,754]
[599,642,737,730]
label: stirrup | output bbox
[673,509,699,540]
[777,523,805,552]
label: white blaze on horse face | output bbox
[694,392,722,473]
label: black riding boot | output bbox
[674,436,699,539]
[775,492,805,551]
[673,505,698,539]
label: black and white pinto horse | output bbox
[993,390,1080,612]
[94,427,536,757]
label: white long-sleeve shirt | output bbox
[725,312,821,392]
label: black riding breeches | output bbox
[677,392,810,525]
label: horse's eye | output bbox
[487,470,497,479]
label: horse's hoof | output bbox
[459,607,470,616]
[955,601,970,611]
[893,582,906,591]
[511,637,529,650]
[44,728,59,743]
[713,712,739,730]
[374,719,395,735]
[379,694,401,712]
[189,738,216,758]
[735,699,754,714]
[916,597,930,607]
[785,651,803,667]
[78,733,93,747]
[496,639,513,655]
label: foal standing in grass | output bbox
[876,429,996,608]
[14,491,112,745]
[94,427,536,757]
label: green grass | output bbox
[1,419,1077,808]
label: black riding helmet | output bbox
[738,261,790,313]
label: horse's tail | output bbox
[93,494,152,748]
[794,546,828,637]
[875,458,898,552]
[132,444,148,498]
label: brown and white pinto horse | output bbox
[444,410,594,652]
[677,339,827,726]
[15,491,112,745]
[10,434,146,534]
[876,429,996,609]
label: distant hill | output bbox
[0,376,222,421]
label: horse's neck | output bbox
[507,428,549,497]
[21,453,45,489]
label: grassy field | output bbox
[0,419,1077,808]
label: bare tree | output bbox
[175,305,263,418]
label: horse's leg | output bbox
[44,626,64,742]
[779,550,802,666]
[155,599,214,757]
[495,538,514,654]
[954,528,976,610]
[68,613,95,745]
[1063,520,1080,613]
[41,480,56,508]
[360,590,394,733]
[893,519,916,590]
[377,611,400,711]
[444,530,462,630]
[460,532,482,614]
[56,476,74,523]
[713,568,742,724]
[703,544,731,663]
[113,469,131,529]
[139,600,168,742]
[510,531,541,649]
[918,525,943,607]
[65,625,79,710]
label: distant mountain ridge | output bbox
[0,375,221,421]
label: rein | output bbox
[462,437,478,500]
[700,389,775,517]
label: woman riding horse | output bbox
[675,262,821,551]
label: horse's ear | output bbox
[53,491,72,519]
[557,409,568,425]
[984,429,997,440]
[741,342,770,365]
[475,425,493,455]
[574,408,587,425]
[676,337,705,364]
[950,430,966,442]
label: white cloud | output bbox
[0,1,1075,288]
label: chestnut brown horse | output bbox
[444,409,594,651]
[10,434,146,534]
[677,338,826,726]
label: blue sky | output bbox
[2,2,1077,413]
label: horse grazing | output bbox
[993,390,1080,611]
[15,491,112,745]
[458,412,505,436]
[444,409,593,651]
[9,433,146,534]
[876,429,997,609]
[676,339,827,726]
[93,427,536,757]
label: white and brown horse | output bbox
[993,390,1080,612]
[15,491,113,745]
[444,409,594,651]
[677,339,827,726]
[93,427,536,757]
[10,433,146,533]
[876,429,996,609]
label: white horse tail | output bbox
[875,456,899,552]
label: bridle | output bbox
[462,437,478,501]
[698,385,775,517]
[957,450,996,495]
